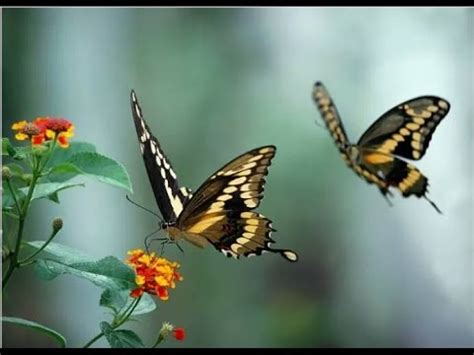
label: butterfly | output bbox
[312,81,450,213]
[130,90,298,262]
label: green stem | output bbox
[82,296,142,348]
[2,166,41,290]
[2,140,59,291]
[18,228,60,266]
[5,179,22,216]
[152,334,166,348]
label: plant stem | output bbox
[82,296,142,348]
[2,140,58,290]
[2,167,40,290]
[18,228,60,265]
[6,179,22,216]
[151,334,165,348]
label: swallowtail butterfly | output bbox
[312,82,450,213]
[130,90,298,262]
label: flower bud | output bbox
[22,174,33,184]
[2,166,12,180]
[52,217,63,232]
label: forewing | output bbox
[130,90,192,222]
[357,96,450,160]
[312,81,351,153]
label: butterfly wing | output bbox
[176,146,298,262]
[130,90,192,222]
[312,81,351,154]
[355,149,441,213]
[357,96,450,160]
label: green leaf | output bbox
[46,141,96,168]
[100,322,144,348]
[6,163,26,178]
[47,192,60,203]
[34,256,135,291]
[2,137,17,157]
[2,316,67,348]
[27,241,95,264]
[19,181,84,203]
[50,152,132,192]
[100,289,156,316]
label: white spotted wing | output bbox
[130,90,192,222]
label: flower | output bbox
[153,322,186,347]
[34,117,74,148]
[172,327,185,341]
[126,249,183,301]
[11,120,45,144]
[11,117,74,148]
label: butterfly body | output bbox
[312,82,450,212]
[130,90,298,262]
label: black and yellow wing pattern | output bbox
[312,81,450,213]
[176,146,298,262]
[131,90,297,262]
[312,82,351,155]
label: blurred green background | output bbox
[2,8,472,348]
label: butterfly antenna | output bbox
[126,195,163,222]
[424,195,443,214]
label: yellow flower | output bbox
[126,249,183,301]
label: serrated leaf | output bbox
[48,152,132,193]
[100,322,144,348]
[27,241,95,264]
[47,192,60,203]
[2,316,67,348]
[19,182,84,202]
[34,256,135,291]
[46,141,96,168]
[100,289,156,316]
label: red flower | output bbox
[172,327,185,341]
[126,249,183,301]
[11,117,74,148]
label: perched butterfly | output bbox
[130,90,298,262]
[312,81,450,213]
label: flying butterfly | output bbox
[130,90,298,262]
[312,81,450,213]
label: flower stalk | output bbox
[82,296,142,348]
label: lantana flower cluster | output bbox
[126,249,183,301]
[12,117,74,148]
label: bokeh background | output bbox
[2,8,472,348]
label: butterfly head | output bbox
[160,220,175,231]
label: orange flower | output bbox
[11,120,45,145]
[11,117,74,148]
[126,249,183,301]
[34,117,74,148]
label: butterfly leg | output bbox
[174,241,185,254]
[159,239,171,256]
[378,187,393,207]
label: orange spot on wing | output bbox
[363,152,394,165]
